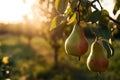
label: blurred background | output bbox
[0,0,120,80]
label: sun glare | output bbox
[0,0,115,24]
[94,0,115,18]
[0,0,45,23]
[101,0,115,18]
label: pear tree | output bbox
[50,0,120,79]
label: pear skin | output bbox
[65,24,88,59]
[87,39,109,72]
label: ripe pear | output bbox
[87,39,109,72]
[64,24,88,59]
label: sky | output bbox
[0,0,33,23]
[0,0,48,24]
[0,0,117,23]
[100,0,115,18]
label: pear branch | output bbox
[88,1,120,26]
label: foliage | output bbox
[50,0,120,60]
[0,56,14,79]
[113,0,120,15]
[50,0,120,79]
[0,0,120,79]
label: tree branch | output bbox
[109,16,120,26]
[88,1,120,26]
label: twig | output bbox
[109,16,120,25]
[78,57,80,61]
[97,72,105,80]
[97,72,102,80]
[96,0,103,10]
[77,0,81,24]
[88,1,120,26]
[97,72,100,80]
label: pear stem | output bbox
[97,72,103,80]
[78,57,80,61]
[95,37,98,42]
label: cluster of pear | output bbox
[65,23,109,72]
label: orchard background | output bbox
[0,0,120,80]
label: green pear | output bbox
[87,39,109,72]
[64,24,88,59]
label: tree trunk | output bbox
[54,47,59,67]
[28,37,31,47]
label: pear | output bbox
[64,24,88,59]
[87,39,109,72]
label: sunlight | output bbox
[0,0,47,23]
[94,0,115,18]
[0,0,116,24]
[101,0,115,18]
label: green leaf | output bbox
[101,10,109,16]
[88,10,101,23]
[84,6,92,22]
[102,39,114,58]
[55,0,69,14]
[71,0,78,11]
[116,14,120,29]
[93,25,111,40]
[117,14,120,21]
[65,7,73,17]
[50,16,66,31]
[67,12,76,25]
[113,0,120,15]
[99,10,109,26]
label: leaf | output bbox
[55,0,69,14]
[101,10,109,16]
[50,22,66,40]
[50,16,66,31]
[88,10,101,23]
[113,0,120,15]
[93,25,111,40]
[65,7,73,17]
[117,14,120,21]
[102,39,114,58]
[71,0,78,11]
[84,7,92,22]
[67,12,76,25]
[99,10,109,26]
[116,14,120,29]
